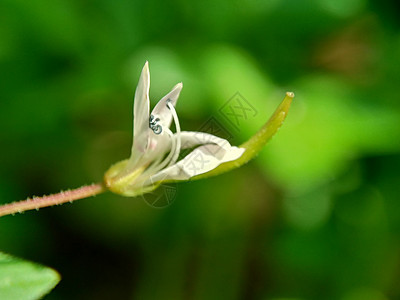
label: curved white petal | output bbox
[130,62,151,165]
[151,82,183,129]
[179,131,231,151]
[148,141,244,183]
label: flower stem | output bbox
[191,92,294,180]
[0,183,106,218]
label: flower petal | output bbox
[179,131,231,151]
[148,137,244,183]
[151,82,183,129]
[130,62,151,164]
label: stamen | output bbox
[166,100,181,166]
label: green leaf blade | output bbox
[0,252,60,300]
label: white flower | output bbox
[105,62,244,196]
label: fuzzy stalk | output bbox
[0,183,106,218]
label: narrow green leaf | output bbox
[0,252,60,300]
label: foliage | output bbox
[0,252,60,300]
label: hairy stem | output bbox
[0,183,106,218]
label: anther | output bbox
[149,114,162,134]
[166,99,172,109]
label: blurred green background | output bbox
[1,0,400,299]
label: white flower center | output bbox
[140,100,182,179]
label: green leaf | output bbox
[0,252,60,300]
